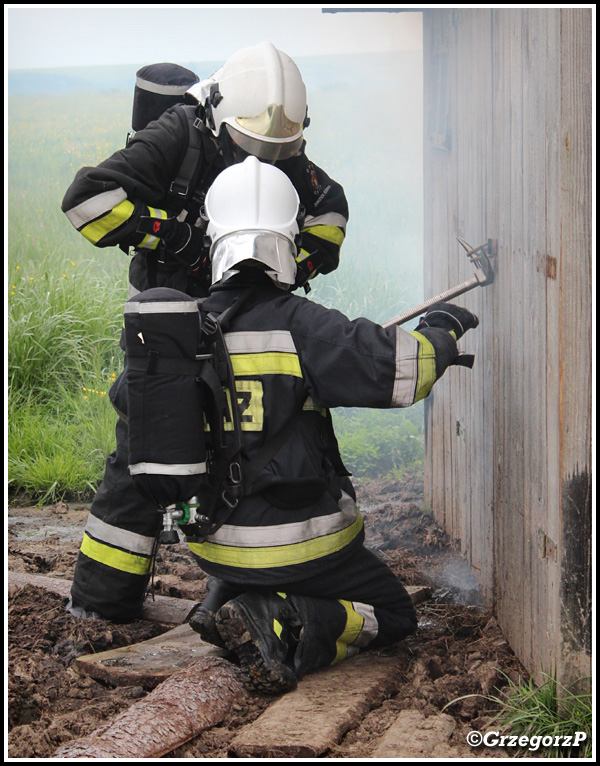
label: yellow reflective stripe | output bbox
[302,396,326,416]
[334,600,365,664]
[302,224,345,246]
[136,207,167,250]
[80,200,135,244]
[273,619,283,639]
[80,532,153,575]
[188,513,363,569]
[138,233,160,250]
[409,331,437,403]
[231,352,302,378]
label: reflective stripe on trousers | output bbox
[187,491,363,570]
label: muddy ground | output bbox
[7,475,528,759]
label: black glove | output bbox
[415,301,479,341]
[293,258,312,290]
[137,215,205,269]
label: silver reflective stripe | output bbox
[65,188,128,229]
[391,327,419,407]
[129,462,207,476]
[85,514,155,555]
[208,490,358,548]
[136,76,192,95]
[350,602,379,648]
[124,301,198,315]
[224,330,297,355]
[304,212,348,232]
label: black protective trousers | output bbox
[70,417,161,622]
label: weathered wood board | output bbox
[73,623,228,689]
[229,653,404,758]
[371,710,457,758]
[7,570,199,625]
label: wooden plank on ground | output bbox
[8,570,72,599]
[53,656,247,759]
[371,710,458,758]
[407,584,432,605]
[73,623,227,689]
[7,570,198,625]
[229,653,404,758]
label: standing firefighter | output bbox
[62,43,349,621]
[163,156,477,694]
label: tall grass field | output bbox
[8,56,425,503]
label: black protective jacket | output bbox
[183,279,458,586]
[62,105,349,297]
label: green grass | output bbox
[332,405,424,479]
[488,672,593,758]
[8,388,117,502]
[444,671,593,758]
[7,252,126,502]
[8,87,425,503]
[8,254,126,401]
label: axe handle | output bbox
[381,275,479,329]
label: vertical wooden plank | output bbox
[453,7,473,564]
[521,7,552,681]
[557,7,593,686]
[476,9,497,604]
[507,7,528,670]
[452,8,470,554]
[491,8,527,668]
[423,9,458,533]
[442,9,459,540]
[459,9,494,599]
[543,7,562,684]
[422,11,437,522]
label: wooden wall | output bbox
[422,8,592,685]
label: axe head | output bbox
[456,236,496,285]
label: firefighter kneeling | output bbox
[177,156,480,694]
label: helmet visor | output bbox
[211,232,297,287]
[225,123,303,162]
[237,103,302,139]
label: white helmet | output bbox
[187,42,308,162]
[204,156,301,288]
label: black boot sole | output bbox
[215,601,298,695]
[188,606,226,648]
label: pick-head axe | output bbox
[382,237,496,367]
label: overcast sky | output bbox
[6,5,423,71]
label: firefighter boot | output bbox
[214,592,302,695]
[286,595,353,679]
[188,577,243,648]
